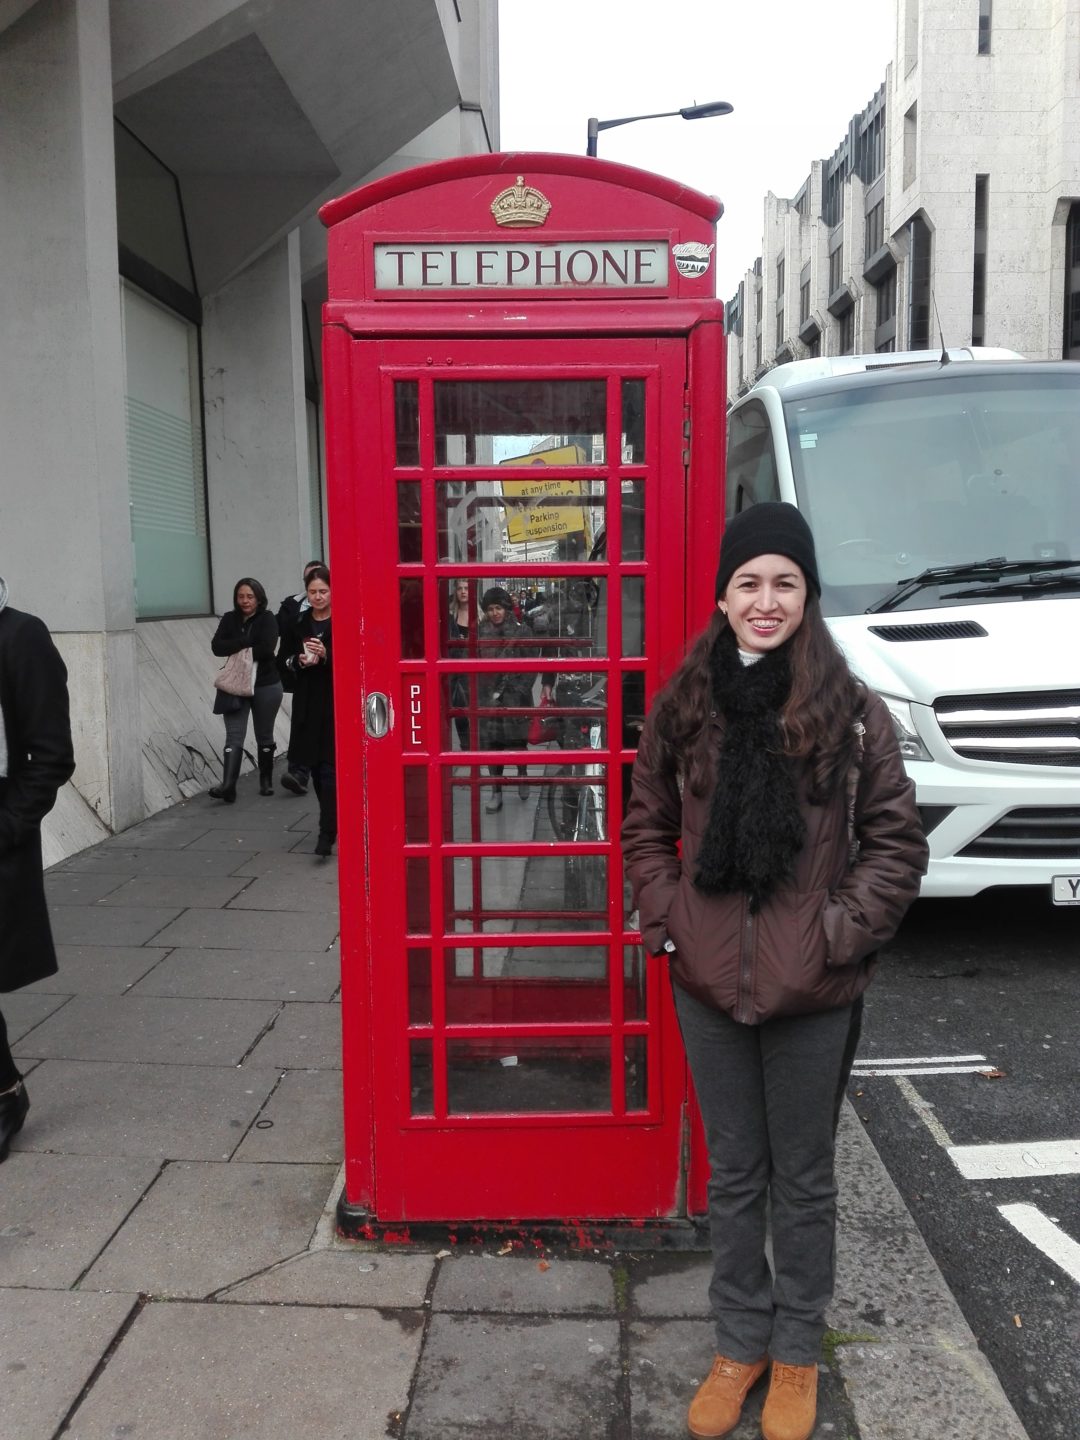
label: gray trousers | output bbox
[673,982,854,1365]
[223,681,283,752]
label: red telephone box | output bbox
[320,153,724,1229]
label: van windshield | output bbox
[784,370,1080,615]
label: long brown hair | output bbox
[649,597,863,800]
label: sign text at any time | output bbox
[374,241,669,291]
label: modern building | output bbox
[726,0,1080,395]
[0,0,498,861]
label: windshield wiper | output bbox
[866,558,1080,614]
[946,571,1080,600]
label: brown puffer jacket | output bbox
[622,689,928,1024]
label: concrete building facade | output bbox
[0,0,498,861]
[726,0,1080,395]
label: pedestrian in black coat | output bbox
[279,566,336,856]
[275,559,323,795]
[209,577,282,802]
[0,576,75,1160]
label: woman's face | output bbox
[307,578,331,612]
[236,585,258,617]
[718,553,807,653]
[455,581,470,605]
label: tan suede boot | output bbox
[760,1361,818,1440]
[687,1354,768,1438]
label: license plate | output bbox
[1051,874,1080,905]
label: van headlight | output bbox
[879,694,933,762]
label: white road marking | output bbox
[855,1054,988,1065]
[949,1139,1080,1180]
[893,1075,955,1148]
[998,1204,1080,1286]
[851,1064,998,1077]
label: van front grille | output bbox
[959,808,1080,859]
[934,690,1080,766]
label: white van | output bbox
[725,349,1080,901]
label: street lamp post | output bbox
[586,100,733,157]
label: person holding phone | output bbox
[280,566,336,856]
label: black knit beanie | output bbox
[715,502,821,600]
[481,586,515,612]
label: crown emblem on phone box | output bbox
[490,176,551,227]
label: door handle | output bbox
[365,692,391,738]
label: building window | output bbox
[908,214,932,349]
[875,266,897,353]
[776,255,785,307]
[799,273,811,327]
[865,201,884,259]
[838,307,855,356]
[972,174,989,345]
[978,0,992,54]
[755,327,763,371]
[776,308,785,349]
[904,0,920,73]
[1063,203,1080,357]
[828,246,844,296]
[903,104,918,190]
[806,334,821,359]
[120,282,211,618]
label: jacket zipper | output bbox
[736,895,755,1024]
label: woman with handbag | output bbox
[279,565,337,856]
[623,504,927,1440]
[209,577,281,803]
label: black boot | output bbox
[0,1081,29,1163]
[311,770,337,858]
[209,746,242,803]
[258,745,275,796]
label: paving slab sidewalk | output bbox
[1,772,1029,1439]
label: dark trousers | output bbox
[0,1007,20,1091]
[223,681,283,751]
[673,982,855,1365]
[311,761,337,840]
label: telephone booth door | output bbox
[323,155,724,1225]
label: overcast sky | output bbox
[497,0,895,299]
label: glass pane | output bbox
[440,669,607,766]
[447,855,608,934]
[625,1036,648,1112]
[621,379,646,463]
[440,581,606,659]
[395,381,420,466]
[441,759,610,844]
[446,944,609,1022]
[622,679,646,749]
[436,480,605,564]
[404,767,429,843]
[410,1039,433,1116]
[399,579,424,658]
[398,483,422,561]
[434,379,606,466]
[408,948,432,1024]
[622,578,644,657]
[624,945,647,1021]
[621,480,645,560]
[447,1037,611,1114]
[406,858,430,934]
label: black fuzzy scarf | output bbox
[693,628,806,912]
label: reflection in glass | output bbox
[625,1036,648,1112]
[624,944,647,1021]
[434,379,606,466]
[443,749,609,838]
[406,858,430,934]
[622,679,646,749]
[397,483,422,562]
[622,577,644,657]
[439,580,605,660]
[410,1039,433,1115]
[436,481,605,566]
[447,1036,611,1113]
[446,944,609,1024]
[400,579,424,658]
[395,381,420,466]
[404,767,428,843]
[621,481,645,560]
[621,379,646,463]
[448,855,608,934]
[408,948,432,1024]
